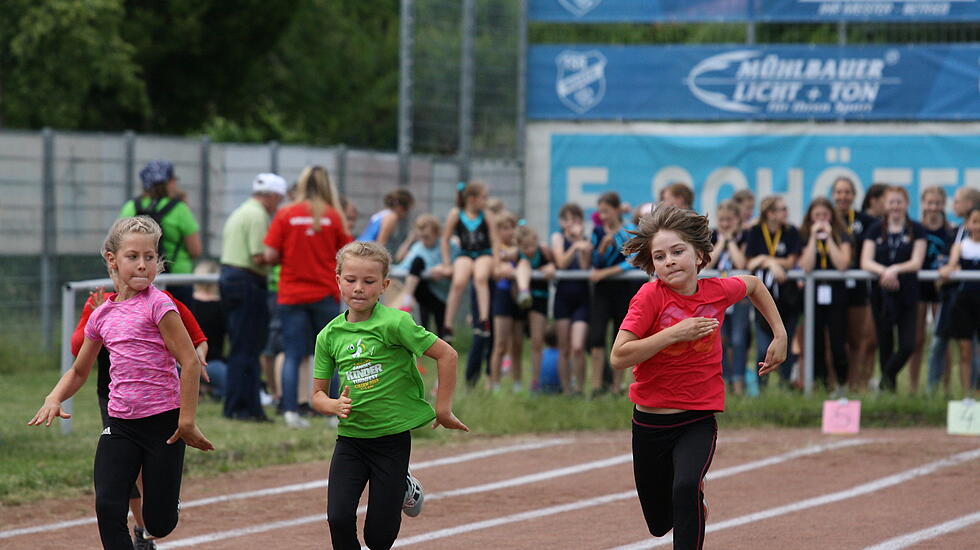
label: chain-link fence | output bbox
[0,129,521,353]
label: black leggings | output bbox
[328,431,412,550]
[871,290,918,391]
[813,302,849,388]
[94,408,185,549]
[409,257,446,333]
[632,409,717,550]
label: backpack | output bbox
[132,196,183,272]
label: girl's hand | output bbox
[769,262,787,283]
[758,334,787,376]
[28,398,70,427]
[938,265,954,283]
[669,317,719,342]
[588,268,606,283]
[90,287,107,308]
[195,343,210,383]
[541,264,556,280]
[433,410,470,432]
[880,267,900,291]
[598,234,614,254]
[327,386,353,419]
[168,422,214,451]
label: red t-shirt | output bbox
[71,290,206,356]
[619,277,747,411]
[264,202,353,305]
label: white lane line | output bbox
[0,438,570,540]
[861,511,980,550]
[159,453,634,548]
[388,438,873,548]
[607,447,980,550]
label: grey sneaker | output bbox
[402,473,424,517]
[133,526,157,550]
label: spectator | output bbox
[588,191,641,395]
[264,166,353,428]
[488,212,524,391]
[732,188,756,227]
[929,187,980,393]
[832,176,877,392]
[119,160,202,306]
[660,182,695,210]
[707,200,749,395]
[515,223,555,391]
[745,195,802,387]
[938,206,980,397]
[799,197,852,393]
[394,214,454,332]
[358,189,415,254]
[219,173,286,422]
[861,186,926,392]
[550,203,592,395]
[190,260,227,400]
[908,186,953,394]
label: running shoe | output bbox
[133,526,157,550]
[402,472,425,517]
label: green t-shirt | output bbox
[314,303,437,438]
[219,198,271,276]
[119,197,200,274]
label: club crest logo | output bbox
[558,0,603,17]
[555,50,607,114]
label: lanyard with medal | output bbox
[845,210,857,288]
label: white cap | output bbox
[252,173,287,196]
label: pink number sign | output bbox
[822,399,861,434]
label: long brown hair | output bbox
[294,165,347,233]
[800,197,847,244]
[621,204,713,275]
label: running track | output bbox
[1,428,978,549]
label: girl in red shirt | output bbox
[610,204,787,550]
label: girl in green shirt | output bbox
[313,241,468,550]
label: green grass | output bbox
[0,346,961,508]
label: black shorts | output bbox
[918,281,940,304]
[553,282,590,323]
[944,288,980,340]
[492,284,526,321]
[845,279,869,307]
[588,279,641,349]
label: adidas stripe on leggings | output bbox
[632,409,717,550]
[94,408,185,550]
[327,431,411,550]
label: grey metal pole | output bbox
[458,0,476,181]
[60,283,75,434]
[124,130,136,200]
[200,136,211,258]
[803,272,815,395]
[517,0,528,217]
[746,22,756,45]
[269,140,280,175]
[398,0,414,187]
[40,128,56,351]
[336,145,348,195]
[838,21,847,46]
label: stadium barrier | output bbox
[58,269,980,433]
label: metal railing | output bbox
[58,269,980,433]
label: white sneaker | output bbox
[403,473,424,517]
[284,411,310,429]
[260,390,274,407]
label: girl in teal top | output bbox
[313,241,468,550]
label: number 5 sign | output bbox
[947,399,980,436]
[822,399,861,434]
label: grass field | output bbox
[0,349,955,508]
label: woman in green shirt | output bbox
[313,241,468,550]
[119,160,202,306]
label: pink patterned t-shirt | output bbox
[85,285,180,419]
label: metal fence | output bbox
[0,128,522,351]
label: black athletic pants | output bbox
[327,431,411,550]
[813,301,849,388]
[94,408,185,549]
[871,290,918,391]
[632,409,717,550]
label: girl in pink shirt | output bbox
[29,216,213,549]
[610,205,786,550]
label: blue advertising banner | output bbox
[531,124,980,236]
[529,44,980,120]
[529,0,980,22]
